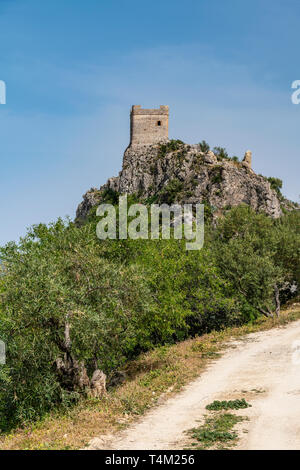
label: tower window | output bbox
[157,120,161,126]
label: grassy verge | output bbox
[1,306,300,450]
[186,399,251,449]
[187,412,246,450]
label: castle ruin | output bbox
[130,105,169,146]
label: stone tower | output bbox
[130,105,169,146]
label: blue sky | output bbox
[0,0,299,245]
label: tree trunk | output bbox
[55,317,106,396]
[258,308,273,318]
[55,317,90,392]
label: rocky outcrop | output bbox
[76,187,102,223]
[76,141,284,221]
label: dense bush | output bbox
[213,206,299,317]
[158,139,185,158]
[0,221,163,427]
[158,178,184,204]
[213,146,229,161]
[199,140,210,153]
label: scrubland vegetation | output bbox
[0,194,299,437]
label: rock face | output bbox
[76,141,283,221]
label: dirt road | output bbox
[88,320,300,450]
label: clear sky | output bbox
[0,0,299,245]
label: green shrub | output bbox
[199,140,210,153]
[0,221,158,427]
[158,178,184,204]
[212,206,299,317]
[211,167,223,184]
[158,140,185,158]
[267,177,283,197]
[213,147,229,161]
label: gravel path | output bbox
[87,320,300,450]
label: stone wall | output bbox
[76,142,289,223]
[130,105,169,146]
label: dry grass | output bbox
[1,306,300,450]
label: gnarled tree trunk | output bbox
[55,317,106,396]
